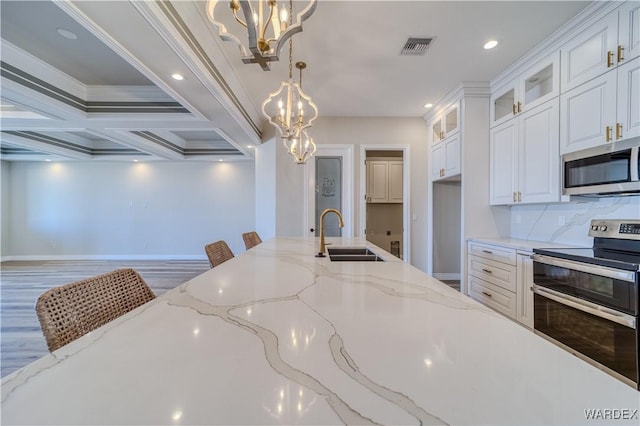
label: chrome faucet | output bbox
[316,208,344,257]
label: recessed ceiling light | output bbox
[45,159,52,162]
[171,73,184,81]
[56,28,78,40]
[424,103,433,108]
[218,159,224,162]
[483,40,499,50]
[246,145,254,149]
[133,159,139,162]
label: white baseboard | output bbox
[432,273,461,281]
[1,254,208,262]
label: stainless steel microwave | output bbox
[563,138,640,196]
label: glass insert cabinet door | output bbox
[315,156,342,237]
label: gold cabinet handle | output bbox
[440,131,445,140]
[482,291,493,298]
[607,51,614,67]
[512,103,517,115]
[605,125,613,142]
[513,192,517,203]
[481,268,493,274]
[518,191,522,202]
[616,123,623,140]
[618,45,625,63]
[517,102,522,113]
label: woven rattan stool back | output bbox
[35,268,155,352]
[242,231,262,250]
[205,240,235,268]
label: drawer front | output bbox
[467,242,516,265]
[468,275,516,319]
[468,255,517,292]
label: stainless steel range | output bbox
[532,219,640,389]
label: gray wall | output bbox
[1,161,255,259]
[1,161,10,257]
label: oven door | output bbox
[533,288,638,389]
[532,254,638,315]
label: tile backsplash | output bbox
[511,196,640,247]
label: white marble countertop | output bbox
[2,237,638,425]
[468,236,585,251]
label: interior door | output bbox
[314,156,342,237]
[305,145,353,238]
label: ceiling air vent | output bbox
[400,37,434,56]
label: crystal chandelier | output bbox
[262,41,318,164]
[206,0,317,71]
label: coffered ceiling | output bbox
[0,0,591,162]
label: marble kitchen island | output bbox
[1,237,638,425]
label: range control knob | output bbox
[599,225,608,231]
[591,225,599,231]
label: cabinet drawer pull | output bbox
[482,291,493,298]
[481,249,493,254]
[607,51,614,67]
[517,191,521,202]
[605,126,612,142]
[616,123,622,140]
[512,103,517,115]
[618,45,624,62]
[481,268,493,274]
[517,102,522,113]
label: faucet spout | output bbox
[316,208,344,257]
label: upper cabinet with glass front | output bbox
[490,52,560,128]
[430,102,459,143]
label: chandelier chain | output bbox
[288,0,293,79]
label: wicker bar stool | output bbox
[242,231,262,250]
[35,268,156,352]
[205,240,235,268]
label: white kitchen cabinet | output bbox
[490,52,560,128]
[489,120,518,205]
[619,1,640,62]
[388,161,404,202]
[561,10,619,92]
[430,102,459,143]
[560,70,617,154]
[616,58,640,141]
[490,99,560,205]
[560,57,639,154]
[467,242,518,320]
[516,251,534,329]
[431,133,461,181]
[366,160,403,203]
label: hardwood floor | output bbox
[0,260,209,378]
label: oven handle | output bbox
[531,254,637,282]
[533,285,636,329]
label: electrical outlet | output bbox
[386,230,391,236]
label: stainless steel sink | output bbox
[327,247,385,262]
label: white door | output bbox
[519,100,560,204]
[560,70,617,154]
[388,161,404,202]
[431,143,444,180]
[561,10,618,92]
[367,161,389,203]
[490,119,518,205]
[619,1,640,63]
[444,133,461,177]
[617,58,640,141]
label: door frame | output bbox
[303,144,354,238]
[359,144,410,263]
